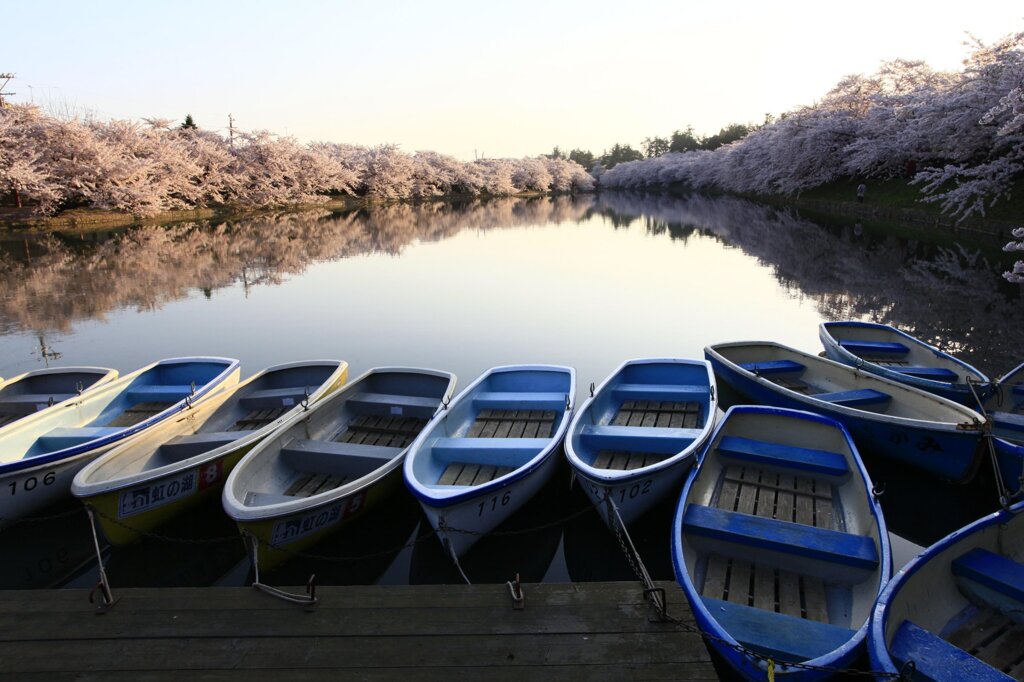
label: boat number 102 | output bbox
[589,480,653,504]
[477,490,511,516]
[8,472,57,495]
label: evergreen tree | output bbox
[180,114,198,130]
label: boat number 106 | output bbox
[477,490,511,516]
[8,472,57,495]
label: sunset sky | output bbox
[6,1,1022,159]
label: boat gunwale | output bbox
[403,364,576,509]
[564,357,718,485]
[223,366,457,523]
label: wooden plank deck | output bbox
[0,581,715,681]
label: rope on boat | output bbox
[966,376,1020,510]
[245,531,319,607]
[84,506,117,613]
[438,517,472,585]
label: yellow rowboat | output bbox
[0,367,119,429]
[0,357,240,526]
[223,367,456,571]
[71,361,348,545]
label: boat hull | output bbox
[706,347,984,482]
[1,442,117,525]
[573,454,695,527]
[674,405,891,681]
[420,445,563,558]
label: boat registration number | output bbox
[270,492,366,546]
[117,462,223,518]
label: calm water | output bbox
[0,193,1016,589]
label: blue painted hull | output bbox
[673,405,891,680]
[819,322,991,407]
[706,352,984,483]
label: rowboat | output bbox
[71,360,348,545]
[404,365,575,560]
[223,367,456,570]
[819,321,991,405]
[986,361,1024,500]
[869,503,1024,681]
[565,358,716,528]
[0,357,240,525]
[704,341,986,482]
[673,405,891,680]
[0,366,119,428]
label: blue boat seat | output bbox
[35,426,123,451]
[700,597,855,662]
[716,436,849,478]
[894,366,959,382]
[580,424,702,454]
[952,548,1024,604]
[127,384,194,403]
[838,340,909,356]
[473,391,567,411]
[612,383,708,403]
[159,430,255,462]
[815,389,891,408]
[683,504,879,572]
[0,393,76,413]
[345,393,441,419]
[432,437,549,468]
[238,386,315,410]
[280,439,401,478]
[739,360,805,375]
[890,620,1012,682]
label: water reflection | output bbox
[591,192,1021,372]
[0,191,1018,588]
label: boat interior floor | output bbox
[944,608,1024,680]
[106,401,175,427]
[0,412,21,428]
[282,415,427,498]
[699,463,844,626]
[434,409,555,487]
[229,407,288,431]
[589,399,702,472]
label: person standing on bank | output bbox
[857,183,866,203]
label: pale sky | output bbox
[5,1,1022,159]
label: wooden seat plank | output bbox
[802,576,829,623]
[437,463,465,486]
[728,560,752,606]
[778,570,802,618]
[107,401,173,427]
[703,555,729,601]
[946,610,1012,652]
[753,564,775,612]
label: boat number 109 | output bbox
[477,490,511,516]
[8,472,57,495]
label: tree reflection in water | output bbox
[593,192,1020,373]
[0,192,1017,373]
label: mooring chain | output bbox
[966,375,1019,509]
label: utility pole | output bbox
[0,73,15,108]
[228,113,235,148]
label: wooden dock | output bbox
[0,580,716,680]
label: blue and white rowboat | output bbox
[0,357,240,524]
[674,405,891,680]
[704,341,986,482]
[404,365,575,560]
[869,503,1024,681]
[565,358,716,528]
[819,321,991,406]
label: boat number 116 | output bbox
[477,490,511,516]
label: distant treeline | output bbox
[591,31,1023,222]
[0,108,594,217]
[545,123,755,171]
